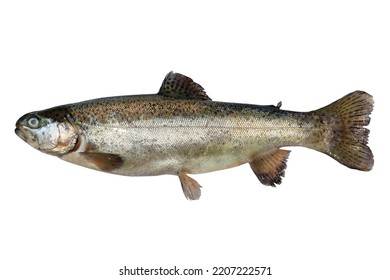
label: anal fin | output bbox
[178,172,202,200]
[81,152,124,172]
[249,149,290,186]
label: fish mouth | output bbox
[15,127,27,142]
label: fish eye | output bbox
[27,116,40,129]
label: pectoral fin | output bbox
[249,149,290,186]
[81,152,123,172]
[178,172,202,200]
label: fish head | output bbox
[15,111,79,156]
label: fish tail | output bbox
[315,91,374,171]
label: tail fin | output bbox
[316,91,374,171]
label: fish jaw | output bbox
[15,127,27,142]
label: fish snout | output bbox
[15,127,27,142]
[15,122,39,149]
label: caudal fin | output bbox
[316,91,374,171]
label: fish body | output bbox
[15,72,374,199]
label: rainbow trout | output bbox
[15,72,374,199]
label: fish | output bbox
[15,72,374,200]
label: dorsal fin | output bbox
[158,71,211,100]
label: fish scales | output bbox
[15,72,374,199]
[60,97,314,174]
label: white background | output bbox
[0,1,388,279]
